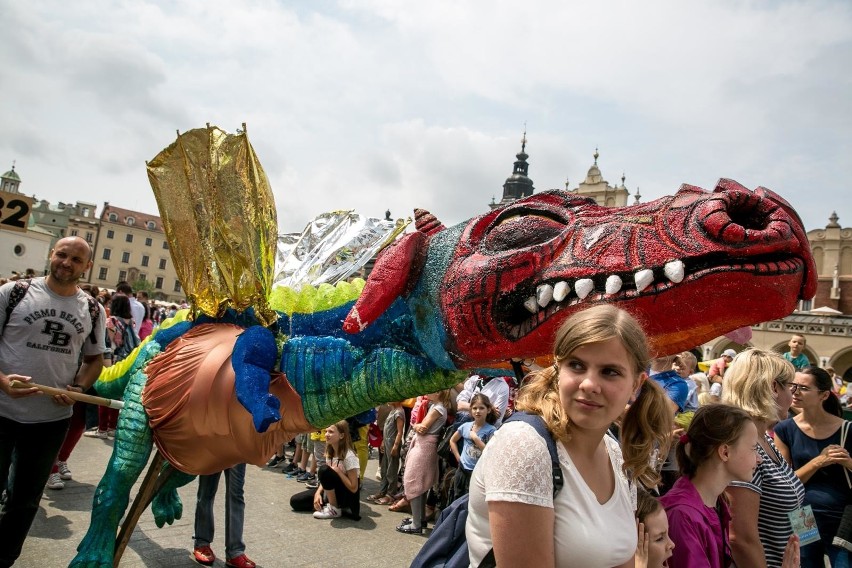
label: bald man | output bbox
[0,236,106,567]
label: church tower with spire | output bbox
[490,130,535,209]
[567,149,630,207]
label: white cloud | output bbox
[0,0,849,236]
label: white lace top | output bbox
[465,421,637,567]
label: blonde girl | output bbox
[466,304,672,567]
[289,420,360,520]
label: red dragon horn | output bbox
[414,208,445,236]
[343,231,427,333]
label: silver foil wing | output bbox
[273,211,409,290]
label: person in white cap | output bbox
[707,348,737,384]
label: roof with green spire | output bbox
[1,164,20,182]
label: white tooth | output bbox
[605,275,623,295]
[634,269,654,292]
[536,284,554,308]
[523,296,539,313]
[575,278,594,299]
[664,260,685,283]
[553,281,570,302]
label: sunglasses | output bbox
[789,383,821,394]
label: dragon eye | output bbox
[480,214,566,253]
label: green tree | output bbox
[131,278,155,296]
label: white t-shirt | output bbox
[0,278,106,422]
[129,297,145,334]
[333,449,360,476]
[466,421,637,567]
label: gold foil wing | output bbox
[146,124,277,324]
[274,211,408,290]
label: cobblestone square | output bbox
[19,437,424,568]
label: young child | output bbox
[783,334,809,370]
[635,487,675,568]
[448,393,496,502]
[661,403,799,568]
[289,420,361,520]
[397,389,452,534]
[369,402,405,505]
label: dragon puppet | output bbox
[71,126,816,567]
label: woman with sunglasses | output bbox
[775,366,852,568]
[722,349,802,568]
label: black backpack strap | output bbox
[85,295,100,344]
[503,411,564,497]
[479,548,496,568]
[474,412,564,568]
[2,279,32,335]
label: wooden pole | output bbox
[9,380,124,409]
[114,451,172,566]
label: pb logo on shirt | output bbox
[41,320,71,347]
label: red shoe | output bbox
[226,554,257,568]
[192,545,215,566]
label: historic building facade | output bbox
[567,149,630,207]
[1,162,185,301]
[89,204,183,302]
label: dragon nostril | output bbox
[701,193,781,244]
[727,204,769,232]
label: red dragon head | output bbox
[346,179,816,367]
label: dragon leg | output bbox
[150,463,196,528]
[71,369,153,568]
[232,325,281,433]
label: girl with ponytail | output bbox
[465,304,672,568]
[660,404,762,567]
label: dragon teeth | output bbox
[634,269,654,292]
[664,260,685,283]
[536,284,554,308]
[553,281,570,302]
[605,275,623,295]
[575,278,594,299]
[524,296,539,313]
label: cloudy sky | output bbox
[2,0,850,235]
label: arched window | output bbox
[146,221,156,230]
[841,246,852,275]
[126,217,135,226]
[108,213,118,222]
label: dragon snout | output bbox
[700,180,799,254]
[696,178,817,299]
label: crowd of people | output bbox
[1,236,851,567]
[262,314,851,567]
